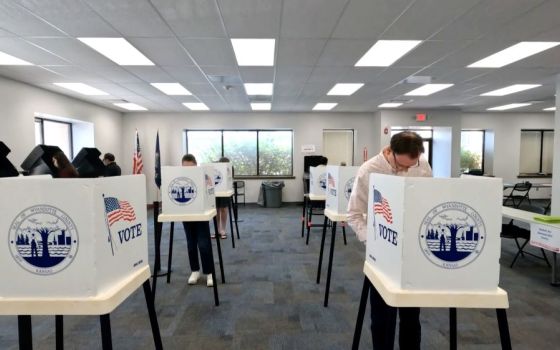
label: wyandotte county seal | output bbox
[344,177,355,200]
[9,205,79,275]
[318,173,327,190]
[213,168,223,186]
[419,201,486,269]
[168,177,197,205]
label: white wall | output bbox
[0,76,123,168]
[121,112,380,203]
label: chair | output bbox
[503,181,532,208]
[234,180,245,206]
[500,203,551,268]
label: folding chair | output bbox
[503,181,532,208]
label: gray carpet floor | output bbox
[1,204,560,349]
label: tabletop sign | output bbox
[530,224,560,253]
[161,166,216,215]
[309,165,327,196]
[202,162,233,193]
[366,174,503,292]
[325,165,359,214]
[0,175,148,298]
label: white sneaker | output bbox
[206,274,214,287]
[188,271,200,285]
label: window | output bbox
[460,130,485,173]
[186,129,293,177]
[34,118,73,159]
[519,130,554,175]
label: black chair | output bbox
[503,181,532,208]
[501,203,550,268]
[467,169,484,176]
[234,180,245,206]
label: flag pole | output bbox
[102,194,116,256]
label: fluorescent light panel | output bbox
[251,103,271,111]
[150,83,191,95]
[231,39,275,66]
[183,102,209,111]
[487,103,532,111]
[312,103,337,111]
[53,83,109,96]
[355,40,422,67]
[0,51,32,65]
[468,42,560,68]
[113,103,147,111]
[481,84,541,96]
[405,84,453,96]
[378,102,403,108]
[543,107,556,111]
[244,83,273,95]
[327,83,364,96]
[78,38,154,66]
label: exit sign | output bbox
[415,113,427,121]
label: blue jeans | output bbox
[182,222,214,275]
[370,286,421,349]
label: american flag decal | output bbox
[373,189,393,224]
[104,197,137,227]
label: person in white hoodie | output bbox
[347,131,432,350]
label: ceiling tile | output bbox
[182,83,219,96]
[122,66,173,82]
[0,1,65,36]
[277,38,326,66]
[281,0,348,38]
[316,39,372,66]
[161,65,208,83]
[27,38,115,66]
[0,38,69,65]
[151,0,225,38]
[0,66,63,83]
[179,38,237,66]
[127,37,195,66]
[306,66,348,83]
[239,67,274,83]
[218,0,281,37]
[275,65,313,84]
[43,66,112,83]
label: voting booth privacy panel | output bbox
[367,174,502,292]
[202,163,233,192]
[325,165,360,214]
[309,166,327,196]
[161,166,216,214]
[0,175,148,298]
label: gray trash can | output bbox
[258,181,285,207]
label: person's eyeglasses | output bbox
[392,152,420,171]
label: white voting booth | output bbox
[325,165,359,214]
[203,163,233,193]
[0,175,148,299]
[161,166,216,216]
[309,165,327,197]
[367,174,503,293]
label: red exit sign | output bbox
[415,113,427,121]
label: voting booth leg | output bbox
[18,315,32,350]
[316,216,329,284]
[166,222,175,284]
[301,196,307,238]
[213,218,225,284]
[324,221,337,307]
[142,280,164,350]
[99,314,112,350]
[450,308,457,350]
[551,253,560,286]
[306,205,312,245]
[231,197,240,239]
[228,200,236,249]
[56,315,63,350]
[342,223,347,246]
[496,309,512,350]
[351,276,372,350]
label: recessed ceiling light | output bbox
[312,103,337,111]
[480,84,541,96]
[543,107,556,111]
[150,83,192,96]
[78,37,154,66]
[251,103,271,111]
[468,42,560,68]
[231,39,275,66]
[487,103,532,111]
[244,83,273,95]
[113,103,147,111]
[183,102,209,111]
[327,83,364,96]
[378,102,403,108]
[0,51,33,65]
[53,83,109,96]
[405,84,454,96]
[355,40,422,67]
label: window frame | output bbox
[519,129,554,176]
[460,129,485,174]
[185,129,295,178]
[34,117,74,159]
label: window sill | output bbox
[234,176,296,180]
[517,173,552,179]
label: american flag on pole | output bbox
[133,130,143,174]
[373,189,393,224]
[104,197,137,227]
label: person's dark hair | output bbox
[182,153,197,165]
[390,131,424,158]
[53,151,79,178]
[218,157,230,163]
[103,153,115,162]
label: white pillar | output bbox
[552,76,560,215]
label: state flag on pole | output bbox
[155,130,161,188]
[133,130,143,175]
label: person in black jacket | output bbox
[103,153,121,177]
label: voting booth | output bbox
[0,175,148,298]
[203,163,233,193]
[309,165,327,196]
[325,165,359,214]
[161,166,216,215]
[367,174,503,292]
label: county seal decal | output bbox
[213,168,223,186]
[344,177,355,200]
[419,202,485,269]
[318,173,327,190]
[168,177,197,205]
[9,205,79,275]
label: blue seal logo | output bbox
[344,177,355,200]
[213,168,223,186]
[318,173,327,190]
[419,202,485,269]
[168,177,197,205]
[9,205,79,275]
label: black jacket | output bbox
[104,162,121,177]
